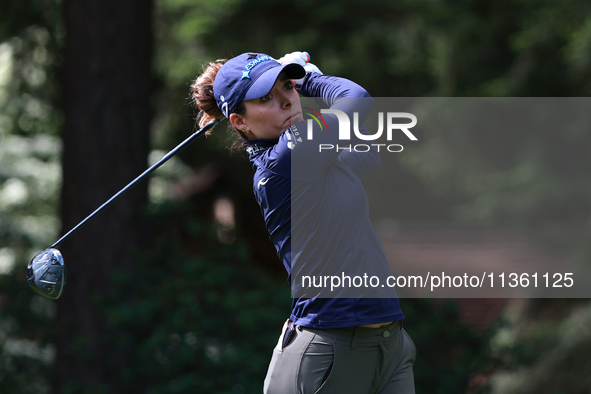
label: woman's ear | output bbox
[229,113,247,132]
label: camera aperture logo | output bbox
[303,107,329,131]
[294,109,417,153]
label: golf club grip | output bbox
[51,118,221,248]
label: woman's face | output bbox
[230,72,303,140]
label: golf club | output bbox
[27,118,222,299]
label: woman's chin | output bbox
[290,114,304,126]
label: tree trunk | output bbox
[56,0,152,390]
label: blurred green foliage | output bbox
[0,267,55,394]
[0,4,62,392]
[0,2,62,266]
[59,202,291,393]
[484,299,591,394]
[403,299,486,393]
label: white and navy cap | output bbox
[213,52,306,119]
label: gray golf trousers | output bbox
[263,320,416,394]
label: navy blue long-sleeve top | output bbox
[244,73,404,329]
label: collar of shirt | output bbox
[244,139,277,157]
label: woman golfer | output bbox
[191,51,415,393]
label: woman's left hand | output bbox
[278,51,323,75]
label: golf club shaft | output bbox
[51,118,221,248]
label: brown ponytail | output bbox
[190,60,248,143]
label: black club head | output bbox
[27,248,66,300]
